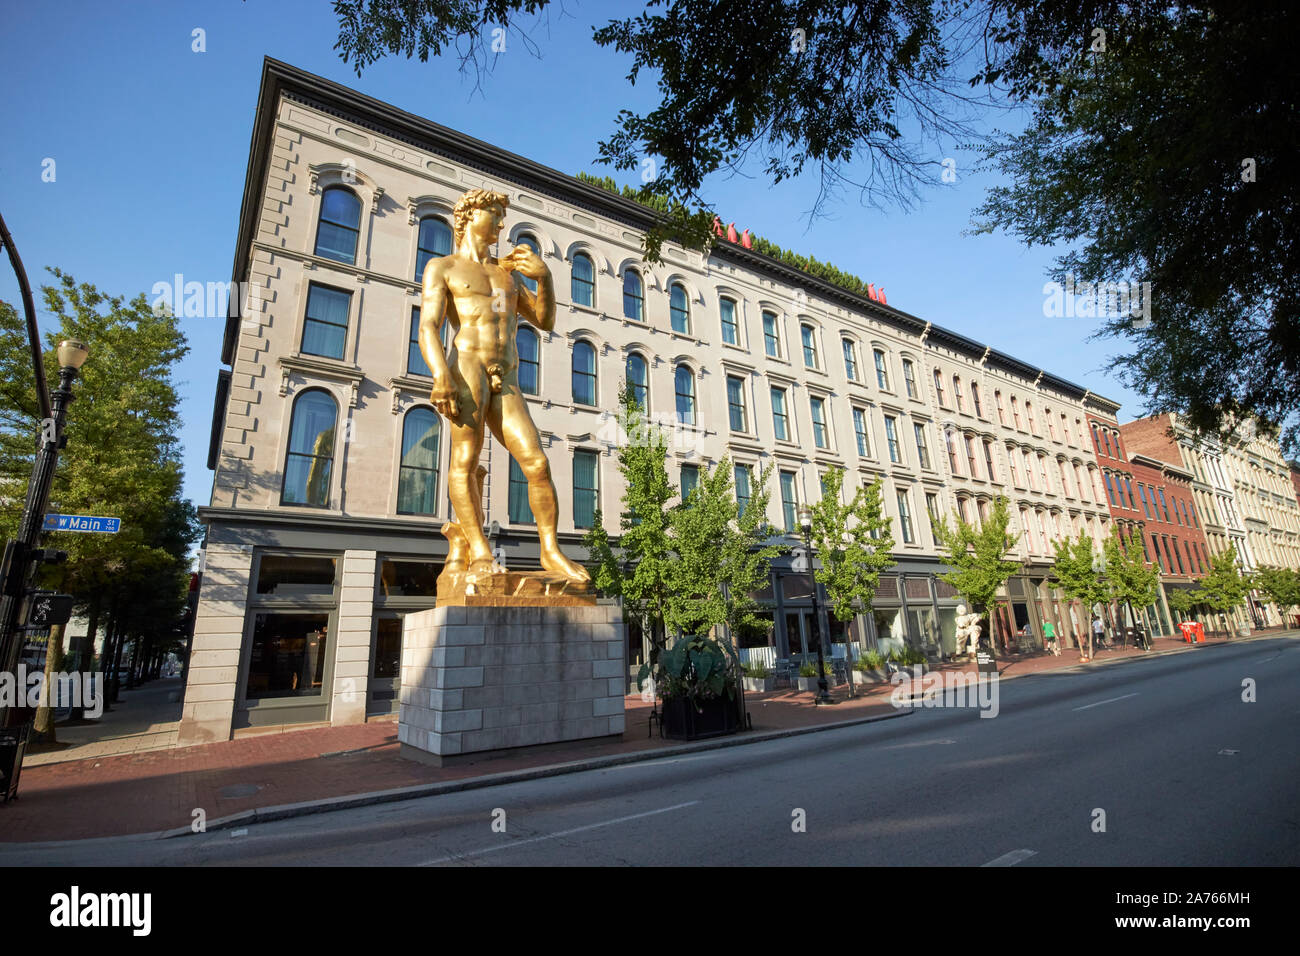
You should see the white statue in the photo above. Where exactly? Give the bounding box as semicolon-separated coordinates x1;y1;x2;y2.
954;604;983;656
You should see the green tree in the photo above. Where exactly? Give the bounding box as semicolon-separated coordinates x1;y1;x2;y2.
1253;566;1300;627
1103;531;1160;649
804;467;895;666
1051;531;1108;660
973;2;1300;453
932;495;1021;659
1196;545;1251;638
1;271;199;736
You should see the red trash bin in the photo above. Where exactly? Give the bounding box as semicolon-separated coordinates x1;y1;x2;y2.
1194;622;1205;643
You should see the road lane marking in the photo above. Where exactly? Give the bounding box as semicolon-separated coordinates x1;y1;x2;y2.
982;848;1037;867
417;800;701;865
1072;692;1139;711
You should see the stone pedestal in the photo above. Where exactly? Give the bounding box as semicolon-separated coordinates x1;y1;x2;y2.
398;602;626;765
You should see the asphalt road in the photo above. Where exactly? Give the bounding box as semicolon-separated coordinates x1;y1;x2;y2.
6;635;1297;866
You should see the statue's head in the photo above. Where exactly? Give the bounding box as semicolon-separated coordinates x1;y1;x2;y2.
453;188;510;247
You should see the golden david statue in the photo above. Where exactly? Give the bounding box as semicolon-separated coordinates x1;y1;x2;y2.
418;188;592;602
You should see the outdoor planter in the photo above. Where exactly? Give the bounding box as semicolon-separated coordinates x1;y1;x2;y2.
742;676;775;693
853;667;888;684
660;694;744;740
796;676;829;692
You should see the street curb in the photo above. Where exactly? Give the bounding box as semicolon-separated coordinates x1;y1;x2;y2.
154;707;912;839
1002;628;1294;678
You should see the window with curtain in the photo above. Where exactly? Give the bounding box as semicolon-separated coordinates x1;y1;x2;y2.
853;408;870;457
801;325;817;367
517;326;540;395
727;376;747;432
408;306;432;377
397;407;441;515
282;390;338;507
415;215;452;280
670;282;690;334
842;339;858;380
572;340;596;406
680;463;700;502
571;252;595;307
720;297;739;345
780;471;798;532
675;364;696;424
508;455;534;524
873;349;889;389
626;352;648;410
810;396;828;448
735;464;753;517
314;186;361;264
573;450;599;528
623;270;644;321
762;311;780;357
771;387;790;441
301;283;351;360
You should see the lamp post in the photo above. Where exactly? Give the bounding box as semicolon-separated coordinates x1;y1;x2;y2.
797;505;833;705
0;339;90;720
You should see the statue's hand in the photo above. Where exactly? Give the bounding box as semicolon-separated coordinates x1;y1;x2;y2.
430;375;459;419
504;245;548;281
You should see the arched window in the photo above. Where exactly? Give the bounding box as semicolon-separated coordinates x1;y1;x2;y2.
873;348;889;389
415;215;452;281
282;390;337;507
572;340;597;406
933;370;947;405
971;382;983;417
842;338;859;381
623;270;644;322
675;364;696;425
670;283;690;334
626;352;648;410
720;296;740;345
517;326;540;395
314;186;361;264
397;407;441;515
801;324;818;368
953;375;965;411
515;234;540;294
571;252;595;307
761;310;780;356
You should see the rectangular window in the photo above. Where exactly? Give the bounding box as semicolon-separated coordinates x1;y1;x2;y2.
925;492;940;533
727;376;748;432
408;306;432;377
842;340;859;381
801;326;818;368
720;297;739;345
1157;488;1170;521
810;396;828;449
508;455;534;524
573;450;599;528
680;463;700;502
1123;477;1135;510
897;490;915;544
913;423;932;469
771;387;790;441
763;311;780;357
302;283;350;360
1105;473;1118;506
966;436;979;478
853;408;870;457
735;464;752;517
1009;447;1021;486
884;416;901;464
983;440;997;482
874;349;889;390
246;611;331;700
780;471;798;532
946;431;961;474
1138;485;1151;519
903;359;917;398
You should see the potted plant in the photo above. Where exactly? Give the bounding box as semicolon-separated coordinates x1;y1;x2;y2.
854;649;888;683
742;660;774;693
638;633;745;740
796;659;833;692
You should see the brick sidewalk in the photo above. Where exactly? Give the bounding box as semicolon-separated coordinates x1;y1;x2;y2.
0;628;1283;843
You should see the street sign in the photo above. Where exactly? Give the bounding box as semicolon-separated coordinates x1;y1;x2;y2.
42;514;120;534
26;592;74;628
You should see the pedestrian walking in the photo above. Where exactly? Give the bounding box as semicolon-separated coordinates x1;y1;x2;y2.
1043;620;1059;656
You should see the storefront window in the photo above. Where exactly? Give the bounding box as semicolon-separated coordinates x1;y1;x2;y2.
377;559;439;597
245;612;329;699
873;607;906;655
373;617;402;679
256;554;337;596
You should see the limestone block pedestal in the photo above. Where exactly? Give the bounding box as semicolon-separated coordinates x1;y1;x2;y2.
399;602;626;765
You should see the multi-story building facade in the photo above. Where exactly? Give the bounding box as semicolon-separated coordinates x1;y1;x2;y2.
179;59;1128;744
1122;413;1300;628
1127;452;1211;633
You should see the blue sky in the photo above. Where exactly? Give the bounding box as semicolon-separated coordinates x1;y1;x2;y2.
0;0;1148;512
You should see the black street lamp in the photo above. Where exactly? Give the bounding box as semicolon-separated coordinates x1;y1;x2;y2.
0;339;90;719
797;505;834;706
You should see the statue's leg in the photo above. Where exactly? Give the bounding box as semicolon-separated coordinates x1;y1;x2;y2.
445;367;495;569
490;387;590;582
